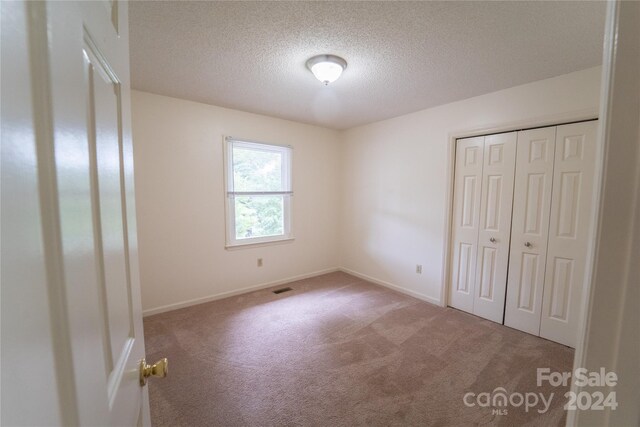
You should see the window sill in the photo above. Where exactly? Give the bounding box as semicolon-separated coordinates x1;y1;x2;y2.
225;237;295;250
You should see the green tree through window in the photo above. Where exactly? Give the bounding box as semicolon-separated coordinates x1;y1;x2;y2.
225;138;292;245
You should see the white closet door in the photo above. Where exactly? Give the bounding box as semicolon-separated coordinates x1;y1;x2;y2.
540;121;598;347
504;127;556;334
449;136;484;314
473;132;517;323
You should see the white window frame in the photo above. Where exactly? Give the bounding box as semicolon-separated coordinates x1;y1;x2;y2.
224;136;293;248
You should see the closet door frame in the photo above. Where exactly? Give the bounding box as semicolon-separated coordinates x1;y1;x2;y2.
442;114;598;313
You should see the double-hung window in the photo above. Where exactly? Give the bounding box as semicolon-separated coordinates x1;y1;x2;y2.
224;137;293;247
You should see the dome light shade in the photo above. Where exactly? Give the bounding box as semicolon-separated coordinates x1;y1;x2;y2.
306;54;347;85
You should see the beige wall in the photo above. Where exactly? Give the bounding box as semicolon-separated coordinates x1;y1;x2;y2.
132;91;341;314
133;66;602;314
339;66;602;304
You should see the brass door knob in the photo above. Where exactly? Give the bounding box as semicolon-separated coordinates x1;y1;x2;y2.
139;357;168;386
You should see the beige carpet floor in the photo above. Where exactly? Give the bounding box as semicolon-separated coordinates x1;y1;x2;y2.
144;272;574;426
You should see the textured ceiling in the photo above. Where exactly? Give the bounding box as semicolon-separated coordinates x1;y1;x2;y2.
129;1;605;130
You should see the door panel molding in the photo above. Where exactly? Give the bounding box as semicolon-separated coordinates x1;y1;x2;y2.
449;136;484;313
540;121;598;347
472;132;517;323
505;126;556;335
1;1;149;425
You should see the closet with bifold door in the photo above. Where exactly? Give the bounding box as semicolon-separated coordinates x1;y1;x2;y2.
448;120;597;347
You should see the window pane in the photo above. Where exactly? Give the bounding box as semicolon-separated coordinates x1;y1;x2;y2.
232;146;283;192
234;195;284;240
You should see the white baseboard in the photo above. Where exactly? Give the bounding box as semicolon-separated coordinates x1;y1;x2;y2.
142;267;340;317
339;267;442;306
143;266;443;317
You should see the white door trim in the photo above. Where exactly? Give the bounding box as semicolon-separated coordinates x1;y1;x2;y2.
568;0;640;424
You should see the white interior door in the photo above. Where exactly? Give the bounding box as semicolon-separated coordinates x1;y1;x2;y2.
1;3;65;424
449;136;484;314
1;1;151;425
540;121;598;347
504;127;557;335
472;132;517;323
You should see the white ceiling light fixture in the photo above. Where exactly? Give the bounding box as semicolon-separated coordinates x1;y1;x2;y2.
306;54;347;85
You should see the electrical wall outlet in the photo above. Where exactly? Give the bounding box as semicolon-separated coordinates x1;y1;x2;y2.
416;264;422;274
257;258;263;267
